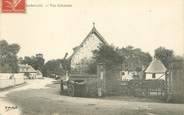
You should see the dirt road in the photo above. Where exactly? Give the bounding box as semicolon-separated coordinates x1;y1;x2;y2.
0;78;54;115
1;78;184;115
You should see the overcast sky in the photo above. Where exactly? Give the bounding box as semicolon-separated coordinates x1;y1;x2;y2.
0;0;184;61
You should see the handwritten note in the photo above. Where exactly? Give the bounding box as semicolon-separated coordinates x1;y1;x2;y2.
5;106;18;112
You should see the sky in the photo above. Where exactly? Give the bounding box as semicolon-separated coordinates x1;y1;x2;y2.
0;0;184;61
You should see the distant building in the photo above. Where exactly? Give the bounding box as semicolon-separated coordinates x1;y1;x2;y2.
145;59;167;80
36;53;43;58
35;70;43;79
18;64;37;79
69;23;108;73
18;57;23;64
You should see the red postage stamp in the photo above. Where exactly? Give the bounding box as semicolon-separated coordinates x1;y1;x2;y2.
2;0;26;13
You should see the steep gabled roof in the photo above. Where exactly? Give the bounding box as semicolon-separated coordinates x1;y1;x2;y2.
80;25;108;46
36;70;42;75
19;64;37;73
26;65;37;73
69;24;108;60
145;59;167;74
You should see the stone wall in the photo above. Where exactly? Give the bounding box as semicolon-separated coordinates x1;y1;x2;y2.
0;73;25;89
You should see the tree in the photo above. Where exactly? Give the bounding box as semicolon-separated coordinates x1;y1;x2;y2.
117;46;152;71
43;59;65;77
21;56;33;65
90;44;123;71
0;40;20;73
88;44;152;74
154;47;174;68
34;54;45;71
61;53;71;72
42;53;70;77
21;54;45;73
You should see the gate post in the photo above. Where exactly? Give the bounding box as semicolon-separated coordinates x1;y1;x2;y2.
97;63;106;97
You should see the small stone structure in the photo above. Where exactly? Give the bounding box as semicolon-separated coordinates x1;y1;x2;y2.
61;63;122;97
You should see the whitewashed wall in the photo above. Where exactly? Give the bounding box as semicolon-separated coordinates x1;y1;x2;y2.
36;75;43;79
71;33;103;69
0;73;25;89
145;73;165;80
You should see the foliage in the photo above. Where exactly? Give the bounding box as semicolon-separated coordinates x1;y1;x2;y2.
0;40;20;73
43;59;63;76
61;59;71;73
92;44;123;71
21;55;68;77
86;60;97;74
21;52;70;77
117;46;152;71
43;58;70;77
20;54;45;73
87;44;152;74
154;47;174;68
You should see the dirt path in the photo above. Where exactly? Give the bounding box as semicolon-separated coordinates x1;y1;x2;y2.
1;78;184;115
4;81;184;115
0;78;54;115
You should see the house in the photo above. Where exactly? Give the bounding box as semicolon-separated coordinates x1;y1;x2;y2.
69;23;108;73
18;64;37;79
35;70;43;79
145;58;167;80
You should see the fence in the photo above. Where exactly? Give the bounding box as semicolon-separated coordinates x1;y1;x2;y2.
120;79;167;99
0;73;25;89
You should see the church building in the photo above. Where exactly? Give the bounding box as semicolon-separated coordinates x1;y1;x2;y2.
69;23;108;73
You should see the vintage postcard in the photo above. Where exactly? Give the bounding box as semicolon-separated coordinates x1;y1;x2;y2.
0;0;184;115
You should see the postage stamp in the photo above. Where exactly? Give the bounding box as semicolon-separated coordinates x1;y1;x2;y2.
2;0;26;13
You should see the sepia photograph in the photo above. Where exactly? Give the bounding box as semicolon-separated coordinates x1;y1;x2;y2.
0;0;184;115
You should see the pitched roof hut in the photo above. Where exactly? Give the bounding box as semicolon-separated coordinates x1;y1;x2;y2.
145;59;167;74
145;59;167;80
